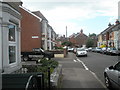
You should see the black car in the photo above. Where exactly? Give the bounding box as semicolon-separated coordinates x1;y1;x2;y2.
104;61;120;89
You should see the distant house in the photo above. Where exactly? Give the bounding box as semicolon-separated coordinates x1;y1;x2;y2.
69;30;88;47
56;35;68;47
47;24;56;50
0;2;22;73
97;21;120;49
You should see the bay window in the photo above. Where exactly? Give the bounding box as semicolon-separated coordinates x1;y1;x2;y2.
8;24;17;64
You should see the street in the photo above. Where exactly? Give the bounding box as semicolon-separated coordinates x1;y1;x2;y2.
22;52;119;88
54;52;119;88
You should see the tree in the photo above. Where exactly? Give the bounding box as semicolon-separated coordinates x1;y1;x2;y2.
62;41;73;46
86;38;94;48
89;33;96;37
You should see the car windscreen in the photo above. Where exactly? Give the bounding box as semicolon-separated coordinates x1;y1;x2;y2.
77;49;85;51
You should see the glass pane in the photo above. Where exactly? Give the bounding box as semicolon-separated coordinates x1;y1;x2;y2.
9;46;16;64
9;25;15;41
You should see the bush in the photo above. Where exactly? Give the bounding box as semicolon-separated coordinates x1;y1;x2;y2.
22;58;59;88
37;58;59;87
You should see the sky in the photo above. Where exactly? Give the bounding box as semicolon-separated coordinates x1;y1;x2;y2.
21;0;120;36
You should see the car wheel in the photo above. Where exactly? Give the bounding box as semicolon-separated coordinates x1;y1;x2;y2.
104;75;112;89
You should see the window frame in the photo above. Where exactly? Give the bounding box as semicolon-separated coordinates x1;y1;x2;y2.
8;22;17;65
114;62;120;71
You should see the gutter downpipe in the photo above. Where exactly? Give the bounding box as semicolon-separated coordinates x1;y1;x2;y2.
0;1;3;73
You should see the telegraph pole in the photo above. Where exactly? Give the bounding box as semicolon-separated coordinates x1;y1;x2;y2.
66;26;67;38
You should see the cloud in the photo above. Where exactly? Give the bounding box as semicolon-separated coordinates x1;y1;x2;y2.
22;0;120;36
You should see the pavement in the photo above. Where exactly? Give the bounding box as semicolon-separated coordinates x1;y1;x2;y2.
53;52;107;89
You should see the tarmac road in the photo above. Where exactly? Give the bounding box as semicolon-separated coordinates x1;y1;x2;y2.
53;52;107;89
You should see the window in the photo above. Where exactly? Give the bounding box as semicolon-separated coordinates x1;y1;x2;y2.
8;24;17;64
9;25;15;41
9;46;16;64
114;62;120;71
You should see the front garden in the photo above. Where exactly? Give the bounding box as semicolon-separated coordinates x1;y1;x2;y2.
22;58;62;88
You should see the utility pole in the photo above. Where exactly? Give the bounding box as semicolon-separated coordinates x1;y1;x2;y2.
66;26;67;38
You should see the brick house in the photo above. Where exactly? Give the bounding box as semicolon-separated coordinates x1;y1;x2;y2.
56;35;68;47
0;2;22;73
69;30;88;47
97;21;120;49
20;6;42;52
69;33;76;46
32;11;56;50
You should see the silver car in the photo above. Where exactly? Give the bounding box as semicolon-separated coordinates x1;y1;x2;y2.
104;61;120;89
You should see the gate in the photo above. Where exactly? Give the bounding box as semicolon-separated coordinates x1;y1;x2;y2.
2;72;44;90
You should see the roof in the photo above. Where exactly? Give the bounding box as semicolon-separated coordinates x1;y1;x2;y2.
19;6;42;21
32;11;48;22
74;33;88;38
99;23;120;35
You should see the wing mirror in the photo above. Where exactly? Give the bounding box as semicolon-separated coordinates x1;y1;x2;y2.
109;66;114;69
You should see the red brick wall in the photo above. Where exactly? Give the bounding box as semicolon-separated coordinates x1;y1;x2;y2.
75;34;88;47
69;36;76;46
20;7;42;52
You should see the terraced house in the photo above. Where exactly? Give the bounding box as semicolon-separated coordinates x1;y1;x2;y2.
0;1;22;73
32;11;57;50
20;7;56;51
69;29;88;47
97;20;120;49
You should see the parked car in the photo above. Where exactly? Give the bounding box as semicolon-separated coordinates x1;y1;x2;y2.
106;47;119;55
91;47;96;52
104;61;120;89
76;48;87;57
85;48;89;52
106;48;111;55
21;48;54;61
88;47;92;52
73;48;77;54
95;47;102;53
100;47;107;54
109;48;119;55
68;48;74;52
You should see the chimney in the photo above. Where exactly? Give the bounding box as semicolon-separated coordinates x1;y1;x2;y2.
115;19;120;25
108;23;112;27
80;29;83;34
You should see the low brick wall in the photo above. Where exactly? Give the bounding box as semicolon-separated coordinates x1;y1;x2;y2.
50;49;68;58
54;54;64;58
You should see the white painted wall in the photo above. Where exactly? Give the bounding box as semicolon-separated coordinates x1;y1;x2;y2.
48;27;52;50
0;2;2;73
114;31;119;49
42;20;48;50
0;19;2;72
2;3;21;73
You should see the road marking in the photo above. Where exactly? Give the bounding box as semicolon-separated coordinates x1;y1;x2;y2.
73;59;77;62
76;57;106;88
76;58;89;70
90;71;106;88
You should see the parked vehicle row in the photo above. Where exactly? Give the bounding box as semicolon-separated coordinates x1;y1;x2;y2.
91;47;120;56
67;47;88;57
